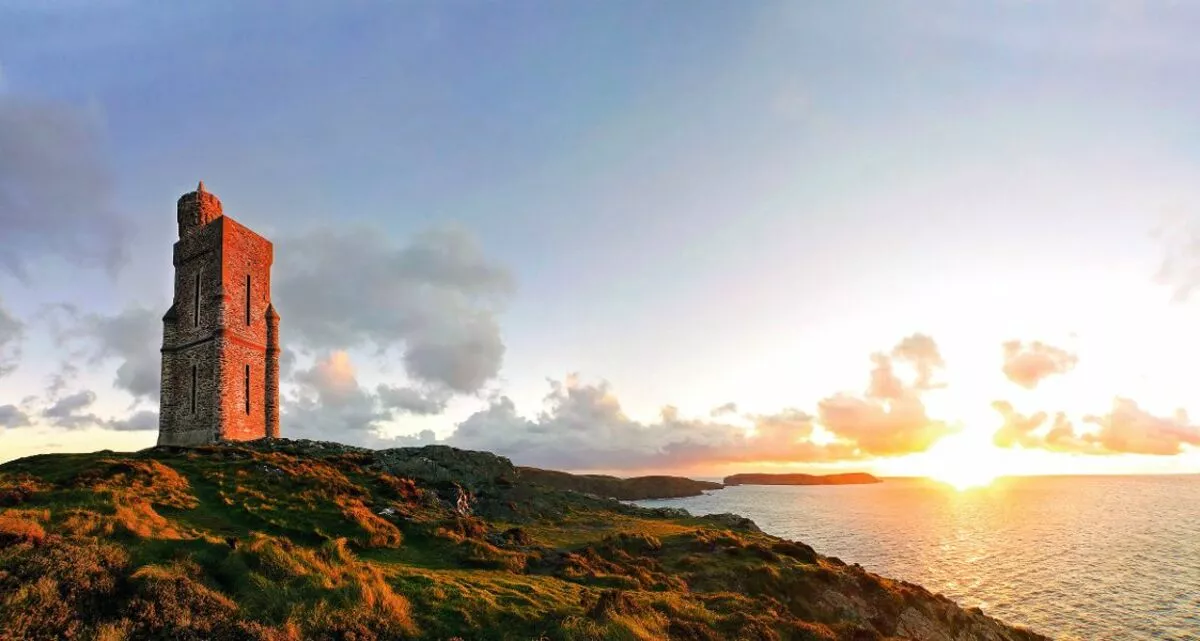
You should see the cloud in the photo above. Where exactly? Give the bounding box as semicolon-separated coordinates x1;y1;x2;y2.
0;95;129;280
293;351;368;409
1001;340;1078;389
1084;398;1200;456
446;376;860;471
0;296;22;377
992;400;1050;448
284;351;436;447
817;393;950;456
709;402;738;417
273;225;513;402
817;333;953;456
46;304;161;403
42;390;102;429
377;384;450;416
34;387;157;433
106;410;158;432
1155;216;1200;302
867;333;944;400
439;334;955;471
992;397;1200;456
0;404;31;429
891;333;945;391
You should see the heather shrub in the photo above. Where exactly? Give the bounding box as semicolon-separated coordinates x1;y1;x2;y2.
0;510;48;546
0;538;129;639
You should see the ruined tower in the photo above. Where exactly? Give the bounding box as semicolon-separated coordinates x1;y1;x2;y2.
158;182;280;445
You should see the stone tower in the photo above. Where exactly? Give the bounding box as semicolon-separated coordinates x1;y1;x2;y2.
158;182;281;446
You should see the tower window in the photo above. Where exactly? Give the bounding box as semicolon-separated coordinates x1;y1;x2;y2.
190;364;198;414
245;274;252;326
193;272;201;327
244;364;251;414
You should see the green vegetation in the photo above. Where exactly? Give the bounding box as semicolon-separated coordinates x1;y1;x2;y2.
0;440;1044;640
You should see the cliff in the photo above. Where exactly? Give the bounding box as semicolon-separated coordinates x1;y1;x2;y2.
724;472;883;486
0;440;1044;640
518;467;723;500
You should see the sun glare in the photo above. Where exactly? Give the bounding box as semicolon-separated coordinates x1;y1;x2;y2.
923;430;1005;490
935;462;999;491
880;418;1006;490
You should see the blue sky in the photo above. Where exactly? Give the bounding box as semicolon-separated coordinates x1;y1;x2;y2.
3;1;1200;476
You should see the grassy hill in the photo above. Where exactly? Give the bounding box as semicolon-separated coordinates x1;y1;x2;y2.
0;439;1046;641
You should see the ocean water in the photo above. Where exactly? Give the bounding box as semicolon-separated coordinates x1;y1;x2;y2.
635;476;1200;640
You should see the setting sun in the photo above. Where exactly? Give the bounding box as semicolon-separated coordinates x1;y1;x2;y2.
933;461;1000;491
882;417;1006;490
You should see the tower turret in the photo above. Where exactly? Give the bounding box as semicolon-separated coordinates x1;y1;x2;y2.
176;180;224;238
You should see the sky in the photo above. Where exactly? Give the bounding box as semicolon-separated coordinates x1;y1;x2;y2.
2;0;1200;481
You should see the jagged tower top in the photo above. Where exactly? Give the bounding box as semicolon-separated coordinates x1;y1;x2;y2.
176;180;224;238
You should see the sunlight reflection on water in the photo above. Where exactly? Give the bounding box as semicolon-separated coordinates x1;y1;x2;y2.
635;476;1200;640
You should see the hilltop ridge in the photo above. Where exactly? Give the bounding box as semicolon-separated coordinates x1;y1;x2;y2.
0;439;1045;640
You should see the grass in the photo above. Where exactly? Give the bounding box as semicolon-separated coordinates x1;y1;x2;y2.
0;440;1048;641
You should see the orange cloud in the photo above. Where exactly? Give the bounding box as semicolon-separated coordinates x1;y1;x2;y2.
1084;399;1200;456
1001;340;1078;389
818;333;953;456
992;398;1200;456
991;400;1048;448
818;392;950;456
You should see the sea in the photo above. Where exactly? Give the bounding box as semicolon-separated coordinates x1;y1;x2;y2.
634;475;1200;640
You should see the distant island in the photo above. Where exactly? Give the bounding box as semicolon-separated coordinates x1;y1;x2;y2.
518;467;722;500
724;472;882;486
520;469;883;501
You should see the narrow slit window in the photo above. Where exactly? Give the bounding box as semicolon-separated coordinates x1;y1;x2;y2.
245;274;252;326
190;364;198;414
193;272;201;327
244;364;251;414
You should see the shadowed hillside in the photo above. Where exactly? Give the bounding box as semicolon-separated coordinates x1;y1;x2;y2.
0;440;1046;641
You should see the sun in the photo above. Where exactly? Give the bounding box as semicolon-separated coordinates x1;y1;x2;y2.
933;460;1000;490
881;420;1006;490
922;429;1005;490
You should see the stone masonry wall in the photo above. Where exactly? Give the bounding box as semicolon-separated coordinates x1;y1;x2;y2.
214;219;273;442
159;187;279;446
